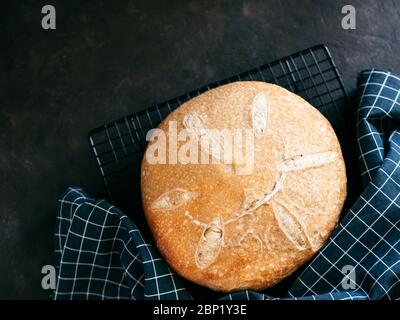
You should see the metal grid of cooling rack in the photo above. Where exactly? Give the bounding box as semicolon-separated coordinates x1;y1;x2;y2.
89;44;358;218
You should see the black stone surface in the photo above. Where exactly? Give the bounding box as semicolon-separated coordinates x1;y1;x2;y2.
2;0;400;299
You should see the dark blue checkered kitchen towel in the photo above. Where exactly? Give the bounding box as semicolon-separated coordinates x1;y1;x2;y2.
54;69;400;300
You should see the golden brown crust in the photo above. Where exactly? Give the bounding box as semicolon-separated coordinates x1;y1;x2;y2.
141;81;347;292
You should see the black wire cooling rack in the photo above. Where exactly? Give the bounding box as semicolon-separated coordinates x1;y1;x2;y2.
89;44;359;222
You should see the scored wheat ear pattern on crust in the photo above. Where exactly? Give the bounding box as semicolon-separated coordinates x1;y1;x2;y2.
149;92;339;269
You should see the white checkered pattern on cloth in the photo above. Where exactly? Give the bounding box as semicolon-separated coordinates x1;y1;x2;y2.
54;69;400;300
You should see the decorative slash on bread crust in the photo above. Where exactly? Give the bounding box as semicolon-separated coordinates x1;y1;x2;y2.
151;188;196;210
195;217;224;269
252;92;269;137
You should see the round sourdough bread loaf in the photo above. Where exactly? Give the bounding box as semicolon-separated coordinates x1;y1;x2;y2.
141;81;346;292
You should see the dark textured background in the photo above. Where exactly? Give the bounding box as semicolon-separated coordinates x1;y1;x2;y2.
1;0;400;299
